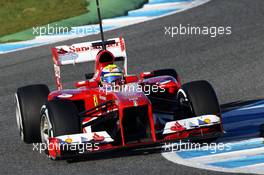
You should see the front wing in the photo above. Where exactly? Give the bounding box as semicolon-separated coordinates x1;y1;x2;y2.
46;114;222;159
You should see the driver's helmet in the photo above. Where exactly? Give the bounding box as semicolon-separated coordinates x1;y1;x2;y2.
101;64;123;85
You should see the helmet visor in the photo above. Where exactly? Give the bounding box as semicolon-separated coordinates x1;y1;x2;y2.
103;73;123;83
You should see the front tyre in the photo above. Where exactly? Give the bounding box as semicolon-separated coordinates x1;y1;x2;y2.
178;80;220;116
40;100;80;159
177;80;222;143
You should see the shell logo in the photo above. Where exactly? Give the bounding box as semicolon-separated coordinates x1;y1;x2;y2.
204;118;211;124
65;138;73;144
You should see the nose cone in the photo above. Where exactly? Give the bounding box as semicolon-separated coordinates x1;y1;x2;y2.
114;90;150;108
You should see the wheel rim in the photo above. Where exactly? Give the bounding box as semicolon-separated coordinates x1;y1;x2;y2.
177;89;194;115
40;113;51;144
177;89;188;104
15;94;24;141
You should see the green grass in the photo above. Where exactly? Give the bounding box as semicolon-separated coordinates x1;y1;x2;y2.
0;0;88;37
0;0;148;43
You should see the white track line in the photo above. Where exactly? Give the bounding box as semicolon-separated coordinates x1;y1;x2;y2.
188;147;264;164
0;0;210;54
162;152;264;174
162;138;264;174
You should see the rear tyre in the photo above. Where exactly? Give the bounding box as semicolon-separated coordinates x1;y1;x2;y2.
15;84;50;143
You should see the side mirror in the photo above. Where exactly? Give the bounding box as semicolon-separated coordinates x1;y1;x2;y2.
140;72;154;79
75;80;99;88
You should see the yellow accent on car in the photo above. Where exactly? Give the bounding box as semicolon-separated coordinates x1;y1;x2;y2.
93;95;98;107
65;138;72;144
204;118;211;124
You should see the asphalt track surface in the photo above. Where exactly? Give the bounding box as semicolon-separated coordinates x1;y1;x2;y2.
1;0;264;174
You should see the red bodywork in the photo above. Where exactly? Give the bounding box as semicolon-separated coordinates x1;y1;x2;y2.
47;37;223;159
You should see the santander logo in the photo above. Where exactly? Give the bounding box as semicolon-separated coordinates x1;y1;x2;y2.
69;42;120;53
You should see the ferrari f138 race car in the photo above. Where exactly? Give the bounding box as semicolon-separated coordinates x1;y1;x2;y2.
15;36;223;160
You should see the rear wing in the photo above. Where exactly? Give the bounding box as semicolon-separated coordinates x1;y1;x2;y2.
51;37;127;90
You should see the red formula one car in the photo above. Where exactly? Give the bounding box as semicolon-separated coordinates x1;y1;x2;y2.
15;36;223;160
